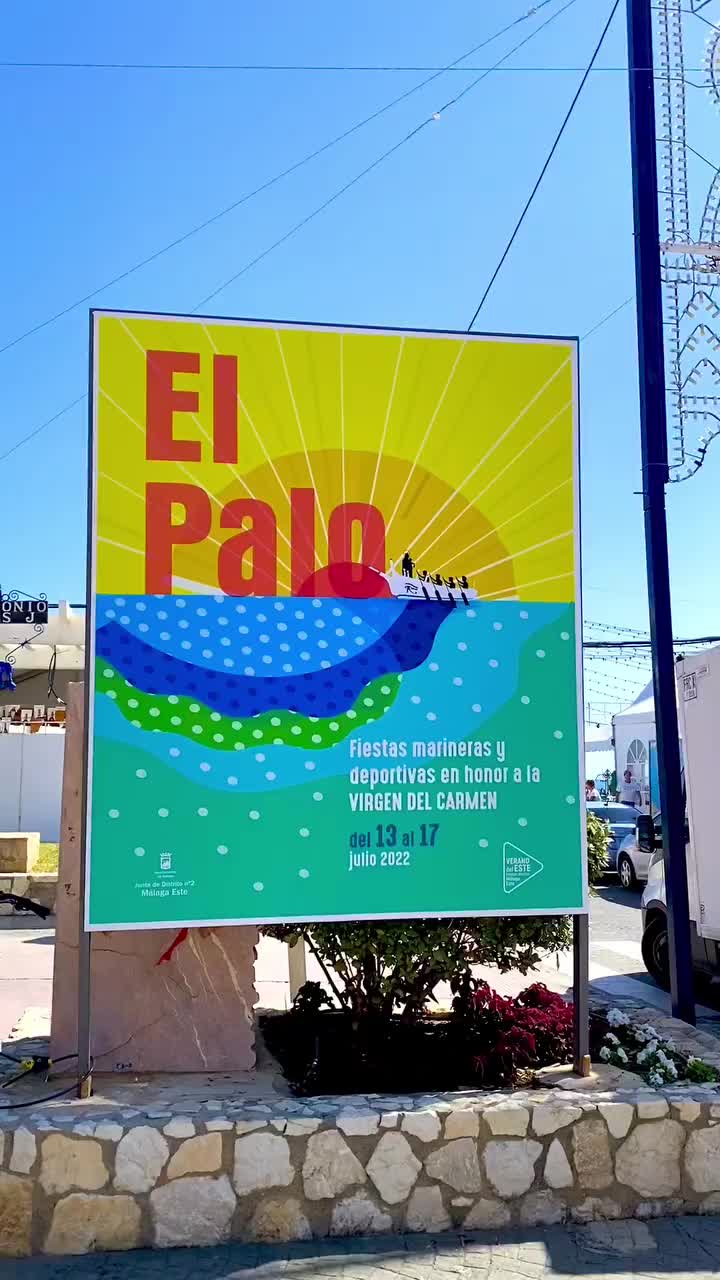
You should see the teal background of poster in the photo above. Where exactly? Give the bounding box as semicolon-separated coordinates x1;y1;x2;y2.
89;596;584;926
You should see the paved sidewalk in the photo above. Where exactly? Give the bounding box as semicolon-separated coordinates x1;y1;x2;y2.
5;1217;720;1278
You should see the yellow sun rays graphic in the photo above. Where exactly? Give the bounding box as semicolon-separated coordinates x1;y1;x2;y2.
94;314;576;603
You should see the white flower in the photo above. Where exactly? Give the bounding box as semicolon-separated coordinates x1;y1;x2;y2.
647;1039;659;1055
617;1047;628;1063
648;1069;664;1088
599;1047;612;1062
637;1047;649;1064
607;1009;630;1028
688;1055;699;1065
605;1032;620;1046
634;1023;661;1045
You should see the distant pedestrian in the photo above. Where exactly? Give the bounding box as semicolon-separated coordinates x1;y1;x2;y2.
585;779;600;801
620;768;642;806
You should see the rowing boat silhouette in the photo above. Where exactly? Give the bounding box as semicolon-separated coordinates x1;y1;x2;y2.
382;568;477;604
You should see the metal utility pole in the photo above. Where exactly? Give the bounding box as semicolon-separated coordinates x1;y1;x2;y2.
626;0;695;1023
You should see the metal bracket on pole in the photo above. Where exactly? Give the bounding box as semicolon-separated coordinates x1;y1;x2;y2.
573;914;590;1077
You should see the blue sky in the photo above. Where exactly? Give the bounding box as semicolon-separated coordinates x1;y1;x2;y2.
3;0;719;697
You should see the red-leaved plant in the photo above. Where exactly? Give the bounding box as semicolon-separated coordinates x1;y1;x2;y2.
450;978;574;1087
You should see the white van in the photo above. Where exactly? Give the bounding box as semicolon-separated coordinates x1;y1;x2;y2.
640;646;720;986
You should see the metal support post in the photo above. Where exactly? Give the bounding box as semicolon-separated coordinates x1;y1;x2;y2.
77;679;93;1096
573;914;590;1076
288;938;308;1003
77;312;95;1098
626;0;695;1023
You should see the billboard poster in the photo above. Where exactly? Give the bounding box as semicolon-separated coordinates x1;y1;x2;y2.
87;312;584;929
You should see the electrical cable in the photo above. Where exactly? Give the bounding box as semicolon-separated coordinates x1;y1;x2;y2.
581;296;634;340
190;0;581;313
0;1064;93;1110
0;240;643;471
0;1051;76;1067
0;60;710;73
0;395;86;466
0;11;646;469
586;619;651;635
46;645;65;706
0;0;562;360
583;663;648;684
585;684;641;700
659;137;720;173
585;654;650;669
466;0;621;330
685;7;720;34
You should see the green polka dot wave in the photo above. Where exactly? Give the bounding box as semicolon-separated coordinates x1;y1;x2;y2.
96;662;401;751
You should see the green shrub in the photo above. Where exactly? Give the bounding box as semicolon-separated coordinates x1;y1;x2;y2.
685;1056;720;1084
587;810;611;888
264;916;571;1021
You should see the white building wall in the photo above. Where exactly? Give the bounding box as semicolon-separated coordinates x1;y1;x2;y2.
0;733;65;840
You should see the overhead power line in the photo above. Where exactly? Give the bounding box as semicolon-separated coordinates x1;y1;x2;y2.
0;0;562;361
0;290;630;471
581;295;634;340
0;395;86;466
659;137;720;173
190;0;580;313
0;60;711;73
467;0;620;329
688;7;720;33
0;0;638;468
584;637;720;649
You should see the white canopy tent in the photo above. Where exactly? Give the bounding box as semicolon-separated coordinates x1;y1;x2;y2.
584;722;615;786
612;681;655;804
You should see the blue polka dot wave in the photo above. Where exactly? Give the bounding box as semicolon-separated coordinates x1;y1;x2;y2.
95;597;455;719
98;595;405;676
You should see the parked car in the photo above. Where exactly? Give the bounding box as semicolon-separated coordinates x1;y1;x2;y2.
586;802;642;881
614;823;656;889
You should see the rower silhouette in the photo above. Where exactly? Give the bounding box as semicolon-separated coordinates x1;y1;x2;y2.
401;551;415;578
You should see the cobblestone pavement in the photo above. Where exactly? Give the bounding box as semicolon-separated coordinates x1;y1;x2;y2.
5;1218;720;1279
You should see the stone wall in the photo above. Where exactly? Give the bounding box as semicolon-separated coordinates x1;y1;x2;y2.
0;833;40;874
3;1086;720;1257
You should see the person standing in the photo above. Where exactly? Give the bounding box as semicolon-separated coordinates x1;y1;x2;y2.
620;768;642;807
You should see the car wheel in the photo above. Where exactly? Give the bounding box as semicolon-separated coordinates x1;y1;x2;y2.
618;853;637;890
641;915;670;989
